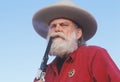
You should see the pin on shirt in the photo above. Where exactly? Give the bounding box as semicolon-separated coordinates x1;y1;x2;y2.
68;69;76;77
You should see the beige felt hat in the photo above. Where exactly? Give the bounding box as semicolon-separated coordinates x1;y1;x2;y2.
32;1;97;41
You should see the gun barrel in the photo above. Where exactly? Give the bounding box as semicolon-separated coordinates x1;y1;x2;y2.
40;37;53;71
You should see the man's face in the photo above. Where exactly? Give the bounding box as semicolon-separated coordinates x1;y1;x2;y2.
47;18;82;57
48;18;81;40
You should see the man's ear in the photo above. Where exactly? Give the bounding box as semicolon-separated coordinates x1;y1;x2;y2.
76;28;82;40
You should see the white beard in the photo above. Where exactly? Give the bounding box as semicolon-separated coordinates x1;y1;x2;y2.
47;30;78;58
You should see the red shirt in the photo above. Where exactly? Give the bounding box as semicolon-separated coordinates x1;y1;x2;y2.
35;46;120;82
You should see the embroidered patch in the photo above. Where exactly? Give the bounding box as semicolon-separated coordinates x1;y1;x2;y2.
68;69;75;77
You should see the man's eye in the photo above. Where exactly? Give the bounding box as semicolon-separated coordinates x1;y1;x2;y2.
60;23;69;26
49;24;56;28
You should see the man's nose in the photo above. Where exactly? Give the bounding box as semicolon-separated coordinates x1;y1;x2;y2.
55;24;62;32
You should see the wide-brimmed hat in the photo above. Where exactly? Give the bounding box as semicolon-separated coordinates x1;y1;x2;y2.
32;1;97;41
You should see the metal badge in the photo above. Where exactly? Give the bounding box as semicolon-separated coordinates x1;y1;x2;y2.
68;69;75;77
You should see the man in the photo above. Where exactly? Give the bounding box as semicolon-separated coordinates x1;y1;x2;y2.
32;1;120;82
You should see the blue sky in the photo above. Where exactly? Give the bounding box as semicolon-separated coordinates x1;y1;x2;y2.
0;0;120;82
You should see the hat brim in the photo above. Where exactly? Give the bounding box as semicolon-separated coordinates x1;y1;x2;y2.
32;5;97;41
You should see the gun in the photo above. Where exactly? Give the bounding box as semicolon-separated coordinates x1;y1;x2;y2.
35;37;53;82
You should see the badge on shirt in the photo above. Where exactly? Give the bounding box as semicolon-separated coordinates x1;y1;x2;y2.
68;69;75;77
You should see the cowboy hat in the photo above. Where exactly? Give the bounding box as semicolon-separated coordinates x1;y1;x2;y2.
32;1;97;41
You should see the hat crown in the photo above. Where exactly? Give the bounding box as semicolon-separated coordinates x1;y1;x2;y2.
53;0;76;7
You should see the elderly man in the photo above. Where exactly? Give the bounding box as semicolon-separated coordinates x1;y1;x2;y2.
32;1;120;82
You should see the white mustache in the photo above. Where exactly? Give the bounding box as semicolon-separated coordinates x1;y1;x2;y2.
49;32;66;40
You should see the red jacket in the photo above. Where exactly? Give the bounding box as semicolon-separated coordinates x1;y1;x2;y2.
35;46;120;82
